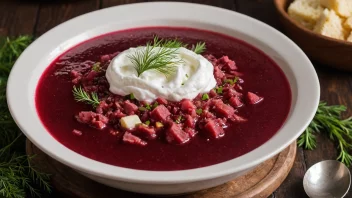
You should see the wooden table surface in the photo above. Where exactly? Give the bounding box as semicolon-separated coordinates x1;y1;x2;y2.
2;0;351;197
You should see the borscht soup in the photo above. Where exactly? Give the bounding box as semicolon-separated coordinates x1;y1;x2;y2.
35;27;291;171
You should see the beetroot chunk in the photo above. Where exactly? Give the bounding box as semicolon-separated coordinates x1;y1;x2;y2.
151;105;171;122
214;101;235;118
204;119;224;138
135;124;157;140
76;111;108;130
166;123;190;144
218;56;237;71
247;92;264;104
230;114;248;123
185;128;197;138
184;115;196;128
123;132;147;146
123;100;138;115
156;97;168;105
181;99;196;114
229;97;244;108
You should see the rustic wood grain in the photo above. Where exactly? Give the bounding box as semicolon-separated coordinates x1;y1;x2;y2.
0;0;39;36
26;139;296;198
274;0;352;71
35;0;100;36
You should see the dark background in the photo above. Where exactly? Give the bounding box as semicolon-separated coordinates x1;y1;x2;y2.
1;0;351;197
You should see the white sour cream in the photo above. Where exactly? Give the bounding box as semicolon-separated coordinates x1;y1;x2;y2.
106;47;217;102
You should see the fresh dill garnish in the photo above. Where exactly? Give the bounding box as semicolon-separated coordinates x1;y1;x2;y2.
145;104;152;111
215;86;223;94
196;109;203;115
298;102;352;167
72;86;100;108
224;77;239;85
128;36;183;78
0;36;51;198
202;93;209;101
129;93;135;100
233;77;239;84
175;115;183;124
92;62;101;72
191;42;206;54
145;120;151;126
152;102;159;109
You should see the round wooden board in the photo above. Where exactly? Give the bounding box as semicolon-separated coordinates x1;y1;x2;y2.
26;139;296;198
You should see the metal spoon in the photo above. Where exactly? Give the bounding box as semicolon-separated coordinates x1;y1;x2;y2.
303;160;351;198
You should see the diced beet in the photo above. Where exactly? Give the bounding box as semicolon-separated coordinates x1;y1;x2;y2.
224;88;242;98
184;115;196;128
156;97;168;105
209;89;217;98
111;110;126;119
114;102;121;109
217;118;227;128
172;106;179;114
185;128;197;138
72;76;81;84
96;101;109;114
204;54;217;65
214;101;235;118
247;92;264;104
166;123;190;144
123;132;147;146
70;70;81;78
85;71;98;81
204;119;224;138
181;99;196;114
214;67;225;80
123;100;138;115
229;96;244;108
100;54;110;62
135;124;157;140
230;114;248;123
151;105;171;122
76;111;108;130
72;129;82;136
218;56;237;71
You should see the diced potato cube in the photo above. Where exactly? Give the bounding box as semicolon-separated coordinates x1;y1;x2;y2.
288;0;324;30
155;122;164;128
120;115;142;129
320;0;352;18
344;17;352;30
314;9;347;40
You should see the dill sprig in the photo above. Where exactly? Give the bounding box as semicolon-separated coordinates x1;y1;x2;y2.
72;86;100;108
128;36;206;78
298;102;352;167
0;36;51;198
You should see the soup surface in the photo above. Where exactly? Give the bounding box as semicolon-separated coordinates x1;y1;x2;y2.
36;27;291;171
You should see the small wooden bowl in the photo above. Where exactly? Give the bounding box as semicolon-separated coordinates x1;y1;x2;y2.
274;0;352;71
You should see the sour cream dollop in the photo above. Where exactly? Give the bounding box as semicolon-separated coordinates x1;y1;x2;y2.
106;47;217;102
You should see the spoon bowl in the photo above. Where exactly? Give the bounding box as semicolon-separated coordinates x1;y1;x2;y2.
303;160;351;198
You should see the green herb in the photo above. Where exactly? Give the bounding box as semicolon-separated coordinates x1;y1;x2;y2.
202;93;209;101
138;106;148;111
298;102;352;167
145;120;151;126
196;109;203;115
215;86;223;94
72;86;100;108
175;115;183;124
0;36;51;198
128;36;184;78
92;62;101;72
233;77;239;84
152;102;159;109
224;77;239;85
129;93;135;100
191;42;206;54
145;104;152;111
185;74;189;78
181;82;185;86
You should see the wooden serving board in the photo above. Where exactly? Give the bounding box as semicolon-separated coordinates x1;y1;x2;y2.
26;139;296;198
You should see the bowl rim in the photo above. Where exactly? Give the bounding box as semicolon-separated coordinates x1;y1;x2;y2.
273;0;352;46
7;2;320;184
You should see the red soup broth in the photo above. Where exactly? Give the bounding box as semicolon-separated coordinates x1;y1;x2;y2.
35;27;291;171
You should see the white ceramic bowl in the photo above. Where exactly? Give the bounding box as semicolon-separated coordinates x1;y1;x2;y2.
7;2;320;195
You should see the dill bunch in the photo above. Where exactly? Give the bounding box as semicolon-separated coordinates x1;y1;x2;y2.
0;36;51;198
298;102;352;167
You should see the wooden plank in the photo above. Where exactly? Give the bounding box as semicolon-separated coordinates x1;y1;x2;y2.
235;0;282;29
35;0;100;36
101;0;146;8
0;0;39;36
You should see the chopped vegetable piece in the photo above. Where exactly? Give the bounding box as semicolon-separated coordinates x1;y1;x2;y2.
156;122;164;128
202;93;209;101
152;102;159;109
130;93;135;100
233;77;239;83
92;62;101;72
139;106;148;111
176;115;183;124
216;86;223;94
145;120;151;125
196;109;203;115
120;115;142;129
